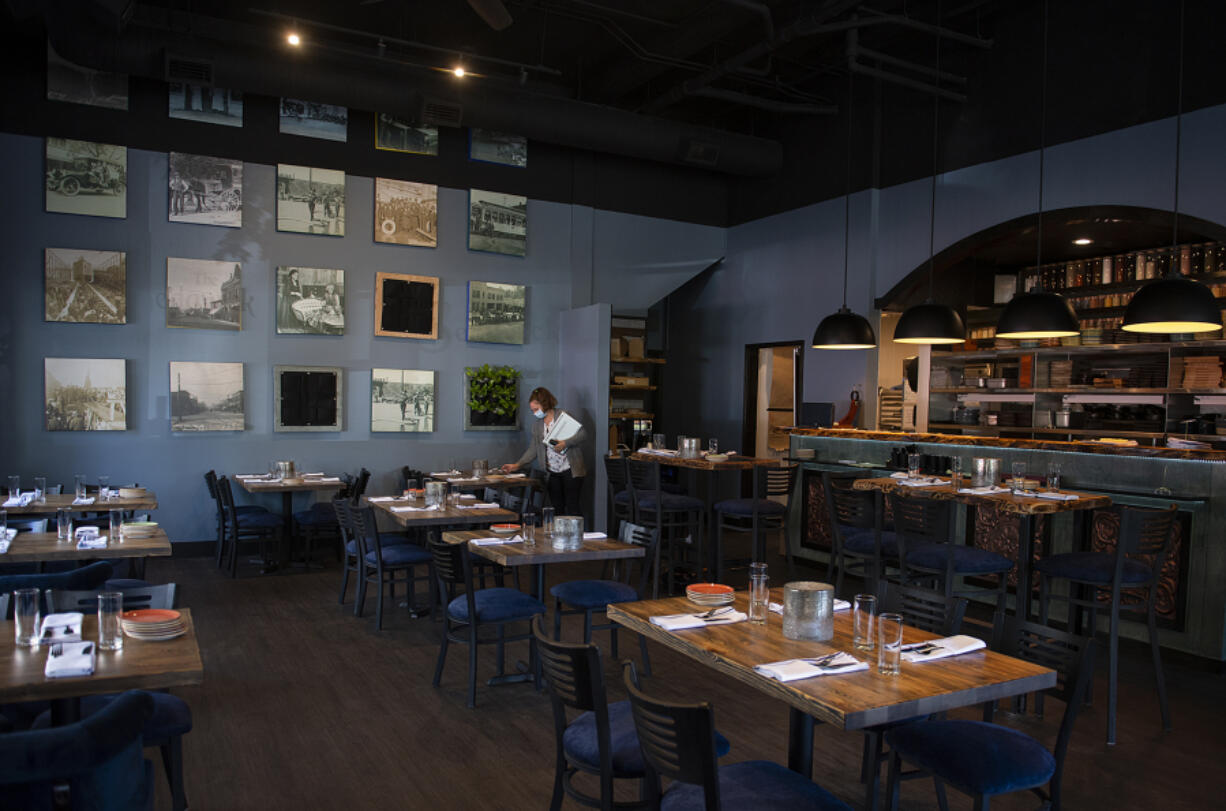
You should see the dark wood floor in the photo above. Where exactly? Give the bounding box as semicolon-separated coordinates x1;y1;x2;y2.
145;546;1224;810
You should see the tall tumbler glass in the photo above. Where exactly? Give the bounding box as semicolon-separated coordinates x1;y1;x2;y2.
907;453;922;479
748;562;769;625
541;507;555;537
110;510;123;543
74;474;87;501
7;475;19;499
521;512;537;547
1;509;7;541
14;588;40;647
34;477;46;504
98;476;110;500
878;612;905;675
950;457;963;490
652;433;666;450
853;593;877;651
1047;462;1062;491
97;592;123;651
57;509;72;542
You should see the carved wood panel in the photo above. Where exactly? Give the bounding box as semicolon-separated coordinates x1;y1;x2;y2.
1090;511;1185;625
972;503;1046;589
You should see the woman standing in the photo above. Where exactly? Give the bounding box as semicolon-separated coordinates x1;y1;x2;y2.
278;269;303;331
501;387;587;519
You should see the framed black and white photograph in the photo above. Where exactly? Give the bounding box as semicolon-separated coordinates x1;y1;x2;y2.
45;357;126;431
375;113;438;155
274;365;343;432
469;129;527;168
168;83;243;127
166;258;242;331
47;43;127;110
374;272;439;340
45;248;126;324
169;153;243;228
276;164;345;236
371;368;435;433
468;189;527;257
170;361;244;432
280;98;348;142
374;178;437;248
45;138;126;219
467;281;526;345
276;266;345;335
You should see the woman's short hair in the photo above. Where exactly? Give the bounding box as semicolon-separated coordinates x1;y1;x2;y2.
528;387;556;411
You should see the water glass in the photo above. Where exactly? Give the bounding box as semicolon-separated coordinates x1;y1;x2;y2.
404;478;418;494
878;613;904;675
110;510;123;542
57;509;72;542
1047;462;1062;491
541;507;555;536
907;453;921;479
1011;461;1027;491
853;593;877;651
1;509;7;540
7;475;19;498
14;588;40;647
748;562;769;625
708;438;719;454
425;480;446;508
74;474;87;500
521;512;537;547
98;592;123;651
449;483;462;506
34;477;46;504
950;457;963;490
98;476;110;499
652;433;666;449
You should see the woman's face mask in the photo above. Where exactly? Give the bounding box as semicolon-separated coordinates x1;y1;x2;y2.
533;409;546;419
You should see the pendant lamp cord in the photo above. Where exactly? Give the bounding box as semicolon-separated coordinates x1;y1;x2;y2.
1035;0;1047;276
926;0;942;301
1170;0;1184;269
841;69;854;308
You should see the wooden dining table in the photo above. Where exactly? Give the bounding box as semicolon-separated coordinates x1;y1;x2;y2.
3;491;159;515
851;476;1112;618
0;609;204;725
366;495;519;534
608;590;1054;780
2;529;171;576
235;475;346;534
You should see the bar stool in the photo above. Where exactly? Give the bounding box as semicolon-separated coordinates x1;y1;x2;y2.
603;454;634;538
712;464;797;581
822;473;898;597
1036;503;1177;745
626;459;705;597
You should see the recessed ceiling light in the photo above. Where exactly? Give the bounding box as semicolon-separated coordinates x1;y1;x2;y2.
287;32;301;47
1073;238;1093;246
453;66;466;78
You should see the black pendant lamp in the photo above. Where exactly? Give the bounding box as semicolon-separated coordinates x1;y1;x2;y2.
1123;0;1222;335
996;0;1080;340
813;72;877;350
894;0;965;346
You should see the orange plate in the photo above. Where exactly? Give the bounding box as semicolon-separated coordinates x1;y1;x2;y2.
686;583;734;596
490;523;521;533
121;608;181;623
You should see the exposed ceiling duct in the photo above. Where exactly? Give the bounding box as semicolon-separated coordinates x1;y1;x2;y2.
37;0;784;176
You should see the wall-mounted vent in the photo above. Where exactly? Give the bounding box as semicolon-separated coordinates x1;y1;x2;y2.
417;96;463;128
677;138;720;168
163;53;214;86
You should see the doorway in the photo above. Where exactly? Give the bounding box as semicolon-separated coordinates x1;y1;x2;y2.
741;341;803;462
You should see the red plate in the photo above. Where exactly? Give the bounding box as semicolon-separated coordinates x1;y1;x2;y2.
686;583;734;596
121;609;181;623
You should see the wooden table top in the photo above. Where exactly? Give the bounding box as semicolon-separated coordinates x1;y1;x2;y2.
425;473;541;489
2;530;171;563
0;609;204;702
442;529;645;567
366;496;518;528
608;590;1055;730
4;493;159;515
630;451;782;471
235;476;345;493
851;476;1112;516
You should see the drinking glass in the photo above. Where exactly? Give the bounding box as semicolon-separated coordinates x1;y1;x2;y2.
404;478;418;495
14;588;39;647
708;438;719;454
521;512;537;547
878;612;904;675
748;562;769;625
1047;462;1062;491
1011;461;1026;491
907;453;922;479
853;593;877;651
652;433;666;449
0;509;7;541
98;476;110;500
425;481;445;508
97;592;123;651
541;507;555;537
74;474;86;501
110;510;123;543
34;477;46;504
7;475;19;498
676;435;687;451
57;509;72;542
449;483;462;506
950;457;963;490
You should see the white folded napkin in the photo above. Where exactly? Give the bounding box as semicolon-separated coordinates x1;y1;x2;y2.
429;471;462;477
649;610;748;631
317;477;342;483
754;652;869;682
1033;491;1079;501
769;599;850;615
901;635;987;663
889;471;909;479
366;496;396;503
958;485;1011;495
4;493;34;507
45;641;96;679
471;535;525;546
458;494;477;500
71;496;95;506
391;505;438;513
0;529;14;553
454;502;501;510
77;536;108;550
640;448;679;456
583;532;607;540
235;474;268;479
40;612;84;645
503;473;526;478
447;477;480;483
901;478;947;487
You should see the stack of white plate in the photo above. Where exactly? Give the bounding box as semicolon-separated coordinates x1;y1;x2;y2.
121;609;186;641
686;583;734;607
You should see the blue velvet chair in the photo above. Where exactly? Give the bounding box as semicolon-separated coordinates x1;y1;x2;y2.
218;476;284;576
822;472;899;597
0;690;155;811
204;470;269;568
622;662;851;810
626;459;706;597
883;614;1095;811
712;464;797;581
347;504;434;629
295;468;371;566
429;537;545;708
1036;503;1177;746
550;522;659;675
0;561;115;617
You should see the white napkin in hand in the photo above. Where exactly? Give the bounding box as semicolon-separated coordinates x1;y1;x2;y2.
45;641;96;679
1033;491;1079;501
471;535;525;546
650;610;747;631
769;599;850;615
901;635;987;663
40;613;84;645
754;652;868;682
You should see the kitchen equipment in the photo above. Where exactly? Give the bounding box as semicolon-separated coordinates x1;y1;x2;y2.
1055;408;1072;428
971;457;1002;488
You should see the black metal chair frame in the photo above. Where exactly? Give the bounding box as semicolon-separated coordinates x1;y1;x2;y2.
822;472;895;597
45;584;177;614
713;464;797;581
347;504;435;630
217;476;282;578
626;459;705;597
603;455;633;539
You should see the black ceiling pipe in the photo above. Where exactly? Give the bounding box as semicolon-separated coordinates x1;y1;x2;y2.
42;2;784;176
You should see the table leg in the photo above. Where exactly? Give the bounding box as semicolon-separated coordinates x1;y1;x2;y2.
1016;514;1035;620
281;491;294;567
787;708;815;778
534;563;545;603
50;697;81;726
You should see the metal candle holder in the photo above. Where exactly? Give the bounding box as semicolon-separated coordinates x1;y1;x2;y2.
782;581;835;641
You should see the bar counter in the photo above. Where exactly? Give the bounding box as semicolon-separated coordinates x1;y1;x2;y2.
787;427;1226;661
